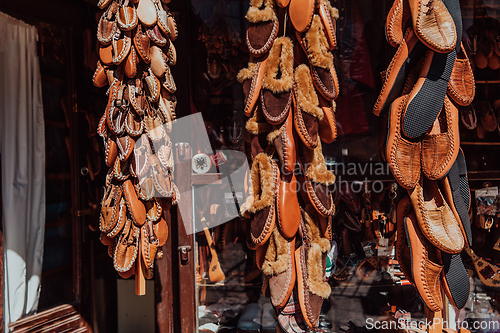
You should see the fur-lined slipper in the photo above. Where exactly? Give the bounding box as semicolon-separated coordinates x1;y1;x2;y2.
260;37;294;125
267;110;296;174
117;3;138;31
262;226;296;308
408;176;464;254
100;184;125;233
447;44;475;106
137;0;157;27
114;218;140;273
289;0;315;32
254;238;269;269
238;58;268;117
112;31;132;65
93;61;108;88
373;29;426;116
122;179;147;226
97;2;119;45
395;196;413;284
298;141;336;217
277;173;301;239
421;96;459;180
293;64;324;150
318;86;337;144
246;104;274;160
318;0;339;51
440;251;469;309
296;212;331;329
385;0;411;48
296;15;337;101
134;24;151;64
245;153;279;247
245;0;279;55
402;49;456;139
404;211;444;312
305;204;331;242
408;0;456;53
386;95;421;190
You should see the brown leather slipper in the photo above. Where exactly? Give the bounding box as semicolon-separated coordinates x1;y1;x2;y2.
447;43;475;107
289;0;314;33
277;173;301;239
97;2;119;45
260;37;294;125
318;0;339;51
122;179;147;226
267;111;296;174
238;58;268;117
245;0;279;55
93;61;108;88
246;104;273;160
385;0;411;48
117;3;138;31
114;218;140;273
134;24;151;64
100;184;125;233
318;93;337;144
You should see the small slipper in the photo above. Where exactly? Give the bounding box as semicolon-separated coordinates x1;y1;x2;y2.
298;141;336;217
150;45;169;77
267;111;296;174
460;104;477;130
154;217;168;247
421;95;459;181
155;1;171;37
245;0;279;55
100;184;124;233
238;58;269;117
124;46;139;79
440;251;469;309
146;25;167;47
125;109;144;137
385;0;411;48
293;64;324;150
402;49;456;138
106;198;127;238
404;211;444;312
113;157;130;181
262;226;296;309
138;177;155;201
106;84;128;135
128;79;148;116
395;196;413;284
447;44;475;106
137;0;157;26
116;135;135;161
151;160;174;199
167;13;178;41
122;179;147;226
480;100;498;132
373;29;426;116
318;0;339;51
296;15;337;101
408;0;457;53
104;137;118;167
117;3;138;31
408;176;464;254
260;37;294;125
318;94;337;144
112;31;132;65
114;218;140;273
246;153;279;247
133;24;151;63
93;61;108;88
289;0;314;33
144;68;161;102
276;173;301;239
245;104;273;160
386;95;421;189
97;2;119;45
131;134;152;178
141;222;159;279
99;43;114;65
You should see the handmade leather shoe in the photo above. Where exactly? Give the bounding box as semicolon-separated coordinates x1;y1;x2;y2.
293;64;324;150
447;44;475;106
238;58;268;117
408;0;457;53
386;95;421;189
117;135;135;161
124;46;139;78
100;184;124;233
318;0;339;51
404;211;444;312
117;4;138;31
318;94;337;144
150;45;169;77
277;173;301;239
268;110;296;174
146;25;167;47
421;95;459;180
105;137;118;167
93;61;108;88
245;0;279;55
134;24;151;63
373;29;426;116
385;0;411;47
408;176;464;254
122;179;147;226
137;0;157;26
460;104;477;130
289;0;314;32
112;31;132;65
260;37;294;125
125;110;144;137
114;218;140;272
440;251;469;309
97;2;119;45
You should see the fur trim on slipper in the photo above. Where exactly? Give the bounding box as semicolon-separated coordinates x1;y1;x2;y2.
304;206;331;252
302;141;336;185
261;37;294;94
246;0;276;23
246;107;273;134
262;227;288;275
266;125;282;144
248;153;276;213
307;243;331;298
306;16;333;69
237;63;257;83
294;65;324;120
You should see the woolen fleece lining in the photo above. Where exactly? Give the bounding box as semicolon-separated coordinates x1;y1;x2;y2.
306;15;333;69
245;106;273;135
302;140;336;185
261;37;294;94
237;62;256;83
262;226;289;276
245;0;276;23
247;153;276;214
294;65;324;120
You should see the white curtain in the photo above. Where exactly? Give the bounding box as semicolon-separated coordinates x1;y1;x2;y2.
0;11;45;329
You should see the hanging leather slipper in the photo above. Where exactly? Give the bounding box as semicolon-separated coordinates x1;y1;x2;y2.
293;64;324;150
373;29;426;116
117;1;138;31
408;0;457;53
276;173;301;239
147;25;167;47
141;222;159;279
447;44;475;106
93;61;108;88
408;176;464;254
385;0;411;48
289;0;314;33
245;0;279;56
245;104;273;160
480;101;498;132
104;137;118;167
134;24;151;63
97;2;119;45
298;141;336;217
124;46;139;79
238;58;268;117
262;226;296;309
122;179;147;226
460;104;477;130
137;0;157;27
267;111;296;174
440;251;469;309
297;15;337;101
404;211;444;312
318;94;337;144
100;184;125;233
386;95;421;189
260;37;294;125
296;212;331;329
402;48;456;139
395;196;413;284
246;153;279;247
421;96;459;181
112;31;132;65
318;0;339;51
114;218;140;273
150;45;169;77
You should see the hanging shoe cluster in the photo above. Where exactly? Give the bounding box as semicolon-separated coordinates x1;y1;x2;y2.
239;0;339;330
375;0;475;313
93;0;178;288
